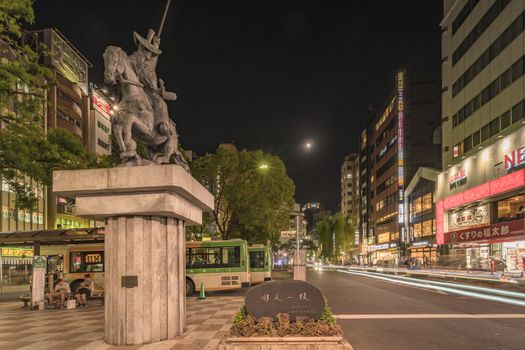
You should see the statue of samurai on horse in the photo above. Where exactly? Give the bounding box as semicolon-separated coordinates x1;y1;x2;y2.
103;25;189;170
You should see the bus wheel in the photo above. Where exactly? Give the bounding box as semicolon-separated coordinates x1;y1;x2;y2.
186;278;195;297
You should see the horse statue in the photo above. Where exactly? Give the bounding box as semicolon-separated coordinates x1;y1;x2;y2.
103;45;189;170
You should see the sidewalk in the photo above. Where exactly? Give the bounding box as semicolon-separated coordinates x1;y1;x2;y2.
0;295;244;350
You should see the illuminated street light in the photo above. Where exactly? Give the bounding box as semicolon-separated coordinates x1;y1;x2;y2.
259;163;269;170
305;142;312;149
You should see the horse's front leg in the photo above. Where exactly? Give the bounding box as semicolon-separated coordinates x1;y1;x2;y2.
119;114;138;161
112;117;127;154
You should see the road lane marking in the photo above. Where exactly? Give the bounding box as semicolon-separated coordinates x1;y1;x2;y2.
335;314;525;319
337;269;525;307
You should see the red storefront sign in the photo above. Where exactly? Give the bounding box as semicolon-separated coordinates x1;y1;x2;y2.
444;219;525;244
92;92;111;117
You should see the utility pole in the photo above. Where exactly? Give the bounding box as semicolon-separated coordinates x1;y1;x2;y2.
293;211;306;280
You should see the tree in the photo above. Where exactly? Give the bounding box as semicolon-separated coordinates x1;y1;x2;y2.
0;0;108;209
191;146;295;245
279;238;317;254
185;212;220;241
315;213;355;263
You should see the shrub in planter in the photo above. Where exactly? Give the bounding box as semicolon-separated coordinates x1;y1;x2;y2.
230;306;342;337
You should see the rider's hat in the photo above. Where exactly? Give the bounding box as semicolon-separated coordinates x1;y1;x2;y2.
133;28;161;55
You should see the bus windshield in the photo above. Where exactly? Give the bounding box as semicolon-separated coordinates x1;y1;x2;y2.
249;251;265;269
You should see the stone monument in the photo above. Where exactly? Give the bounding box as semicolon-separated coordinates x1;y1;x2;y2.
244;280;325;321
53;1;214;345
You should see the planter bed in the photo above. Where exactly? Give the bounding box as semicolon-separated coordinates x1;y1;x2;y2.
219;336;353;350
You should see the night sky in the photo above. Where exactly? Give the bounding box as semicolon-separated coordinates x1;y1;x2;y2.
33;0;442;213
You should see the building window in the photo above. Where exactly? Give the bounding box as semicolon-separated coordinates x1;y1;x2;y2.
452;0;511;65
497;195;525;222
378;232;390;243
412;197;422;216
501;111;511;130
97;121;110;134
422;193;432;212
57;109;81;129
413;223;422;238
512;100;525;123
453;55;525;129
464;135;472;152
489;118;500;137
97;138;110;151
422;220;433;237
452;0;480;35
472;130;480;146
481;123;490;142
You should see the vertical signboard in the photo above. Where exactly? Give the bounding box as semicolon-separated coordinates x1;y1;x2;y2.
49;30;89;94
397;71;405;224
32;256;47;308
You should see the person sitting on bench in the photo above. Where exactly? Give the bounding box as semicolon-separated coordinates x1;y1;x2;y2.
75;274;94;307
48;278;71;308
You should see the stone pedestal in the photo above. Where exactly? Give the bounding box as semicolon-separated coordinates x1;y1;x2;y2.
53;165;213;346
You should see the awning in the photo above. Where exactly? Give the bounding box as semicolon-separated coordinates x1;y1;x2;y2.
1;258;33;265
0;227;104;245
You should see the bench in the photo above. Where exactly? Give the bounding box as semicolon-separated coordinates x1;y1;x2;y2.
18;295;31;308
87;294;104;306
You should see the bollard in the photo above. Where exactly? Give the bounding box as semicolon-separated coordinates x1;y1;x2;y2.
198;282;206;299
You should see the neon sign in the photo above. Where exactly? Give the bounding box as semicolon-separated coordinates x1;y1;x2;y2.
448;169;467;189
504;146;525;170
397;71;405;224
92;91;111;118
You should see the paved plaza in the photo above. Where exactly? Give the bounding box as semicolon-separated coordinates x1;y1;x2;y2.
0;296;244;350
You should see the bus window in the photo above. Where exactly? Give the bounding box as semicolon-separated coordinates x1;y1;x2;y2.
249;251;265;269
222;247;240;267
187;247;222;268
70;251;104;273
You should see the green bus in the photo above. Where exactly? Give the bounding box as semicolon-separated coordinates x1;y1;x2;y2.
185;239;251;296
248;244;272;284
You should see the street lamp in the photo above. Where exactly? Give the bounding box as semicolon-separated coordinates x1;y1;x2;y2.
258;163;269;170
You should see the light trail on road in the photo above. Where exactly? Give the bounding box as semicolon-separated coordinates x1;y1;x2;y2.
338;268;525;299
337;269;525;308
335;314;525;319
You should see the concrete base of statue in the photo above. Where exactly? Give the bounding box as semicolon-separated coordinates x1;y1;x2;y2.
53;165;213;346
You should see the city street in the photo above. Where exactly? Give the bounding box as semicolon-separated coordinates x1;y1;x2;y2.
308;268;525;350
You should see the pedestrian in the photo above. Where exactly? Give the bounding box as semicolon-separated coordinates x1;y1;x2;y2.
490;257;497;275
75;274;94;307
47;278;71;308
423;256;429;268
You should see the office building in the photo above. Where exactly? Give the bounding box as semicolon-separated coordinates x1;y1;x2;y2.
368;70;441;265
340;154;358;219
404;167;440;265
436;0;525;272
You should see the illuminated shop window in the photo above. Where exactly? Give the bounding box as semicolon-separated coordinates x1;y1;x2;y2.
422;193;432;212
378;232;390;243
422;220;433;236
413;223;422;238
497;194;525;222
